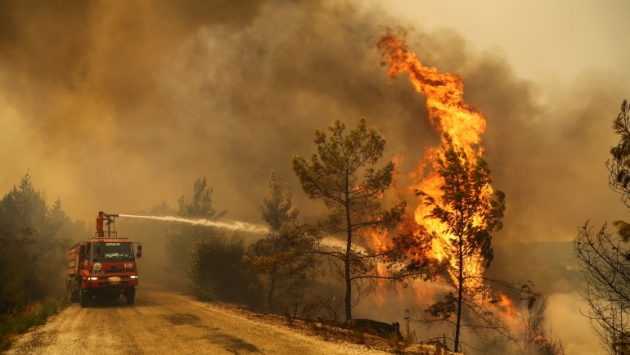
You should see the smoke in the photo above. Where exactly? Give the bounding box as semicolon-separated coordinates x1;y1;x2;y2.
0;1;626;352
118;214;268;234
0;0;441;226
545;292;600;355
0;0;623;246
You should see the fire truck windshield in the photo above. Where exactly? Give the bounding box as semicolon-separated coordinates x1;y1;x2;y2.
92;242;134;262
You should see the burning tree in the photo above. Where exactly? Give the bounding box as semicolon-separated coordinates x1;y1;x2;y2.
375;30;546;352
419;135;506;352
292;118;405;322
574;99;630;355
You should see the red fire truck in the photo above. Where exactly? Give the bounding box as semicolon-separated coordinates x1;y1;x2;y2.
66;214;142;307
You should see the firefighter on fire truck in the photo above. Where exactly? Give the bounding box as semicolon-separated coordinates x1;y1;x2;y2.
95;211;112;238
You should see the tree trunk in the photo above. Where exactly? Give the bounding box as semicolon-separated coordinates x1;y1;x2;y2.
345;185;352;322
344;211;352;322
454;237;464;352
267;266;277;313
345;254;351;322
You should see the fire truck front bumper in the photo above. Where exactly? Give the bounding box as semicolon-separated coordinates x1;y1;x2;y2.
83;275;139;288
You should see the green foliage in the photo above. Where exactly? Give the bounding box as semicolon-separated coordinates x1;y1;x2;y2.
0;296;70;351
419;134;506;352
0;173;79;314
292;118;392;207
178;177;224;219
187;234;262;308
245;223;319;312
172;177;264;308
119;201;178;286
245;171;317;312
9;173;46;239
259;171;299;232
292;118;405;321
167;176;226;270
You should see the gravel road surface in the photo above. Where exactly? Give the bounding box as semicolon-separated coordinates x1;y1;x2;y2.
5;284;388;355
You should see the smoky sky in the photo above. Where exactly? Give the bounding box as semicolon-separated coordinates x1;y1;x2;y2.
0;0;625;246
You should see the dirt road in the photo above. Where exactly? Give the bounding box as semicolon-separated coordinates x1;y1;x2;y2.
5;285;387;355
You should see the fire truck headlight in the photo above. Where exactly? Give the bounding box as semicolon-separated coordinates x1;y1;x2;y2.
88;276;98;281
130;275;138;279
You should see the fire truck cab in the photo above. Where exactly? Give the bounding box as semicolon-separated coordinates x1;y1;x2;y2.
66;214;142;307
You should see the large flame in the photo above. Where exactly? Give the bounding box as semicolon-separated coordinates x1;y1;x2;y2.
376;30;492;289
377;31;486;154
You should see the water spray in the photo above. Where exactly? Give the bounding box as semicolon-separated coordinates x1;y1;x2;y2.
117;214;269;234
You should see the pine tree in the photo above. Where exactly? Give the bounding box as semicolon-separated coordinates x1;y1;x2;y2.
292;118;405;321
167;177;226;270
245;171;316;312
420;134;505;352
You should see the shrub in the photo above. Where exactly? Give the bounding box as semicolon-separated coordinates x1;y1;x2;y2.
0;296;69;351
187;234;263;309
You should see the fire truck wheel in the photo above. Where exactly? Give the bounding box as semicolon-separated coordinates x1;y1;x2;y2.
67;279;79;303
80;290;89;308
126;289;135;305
70;290;79;303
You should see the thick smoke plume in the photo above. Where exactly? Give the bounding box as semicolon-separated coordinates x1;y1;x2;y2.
0;1;624;352
0;0;622;243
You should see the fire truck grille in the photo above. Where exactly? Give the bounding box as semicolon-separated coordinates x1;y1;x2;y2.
98;281;130;286
98;275;134;279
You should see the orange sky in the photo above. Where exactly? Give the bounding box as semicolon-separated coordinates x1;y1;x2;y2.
0;0;626;245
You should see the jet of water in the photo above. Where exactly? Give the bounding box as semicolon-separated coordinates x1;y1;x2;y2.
117;214;269;234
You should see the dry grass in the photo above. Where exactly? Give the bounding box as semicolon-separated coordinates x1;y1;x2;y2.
214;302;458;354
0;296;70;351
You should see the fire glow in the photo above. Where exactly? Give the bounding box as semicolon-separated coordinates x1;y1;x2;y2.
376;30;492;289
